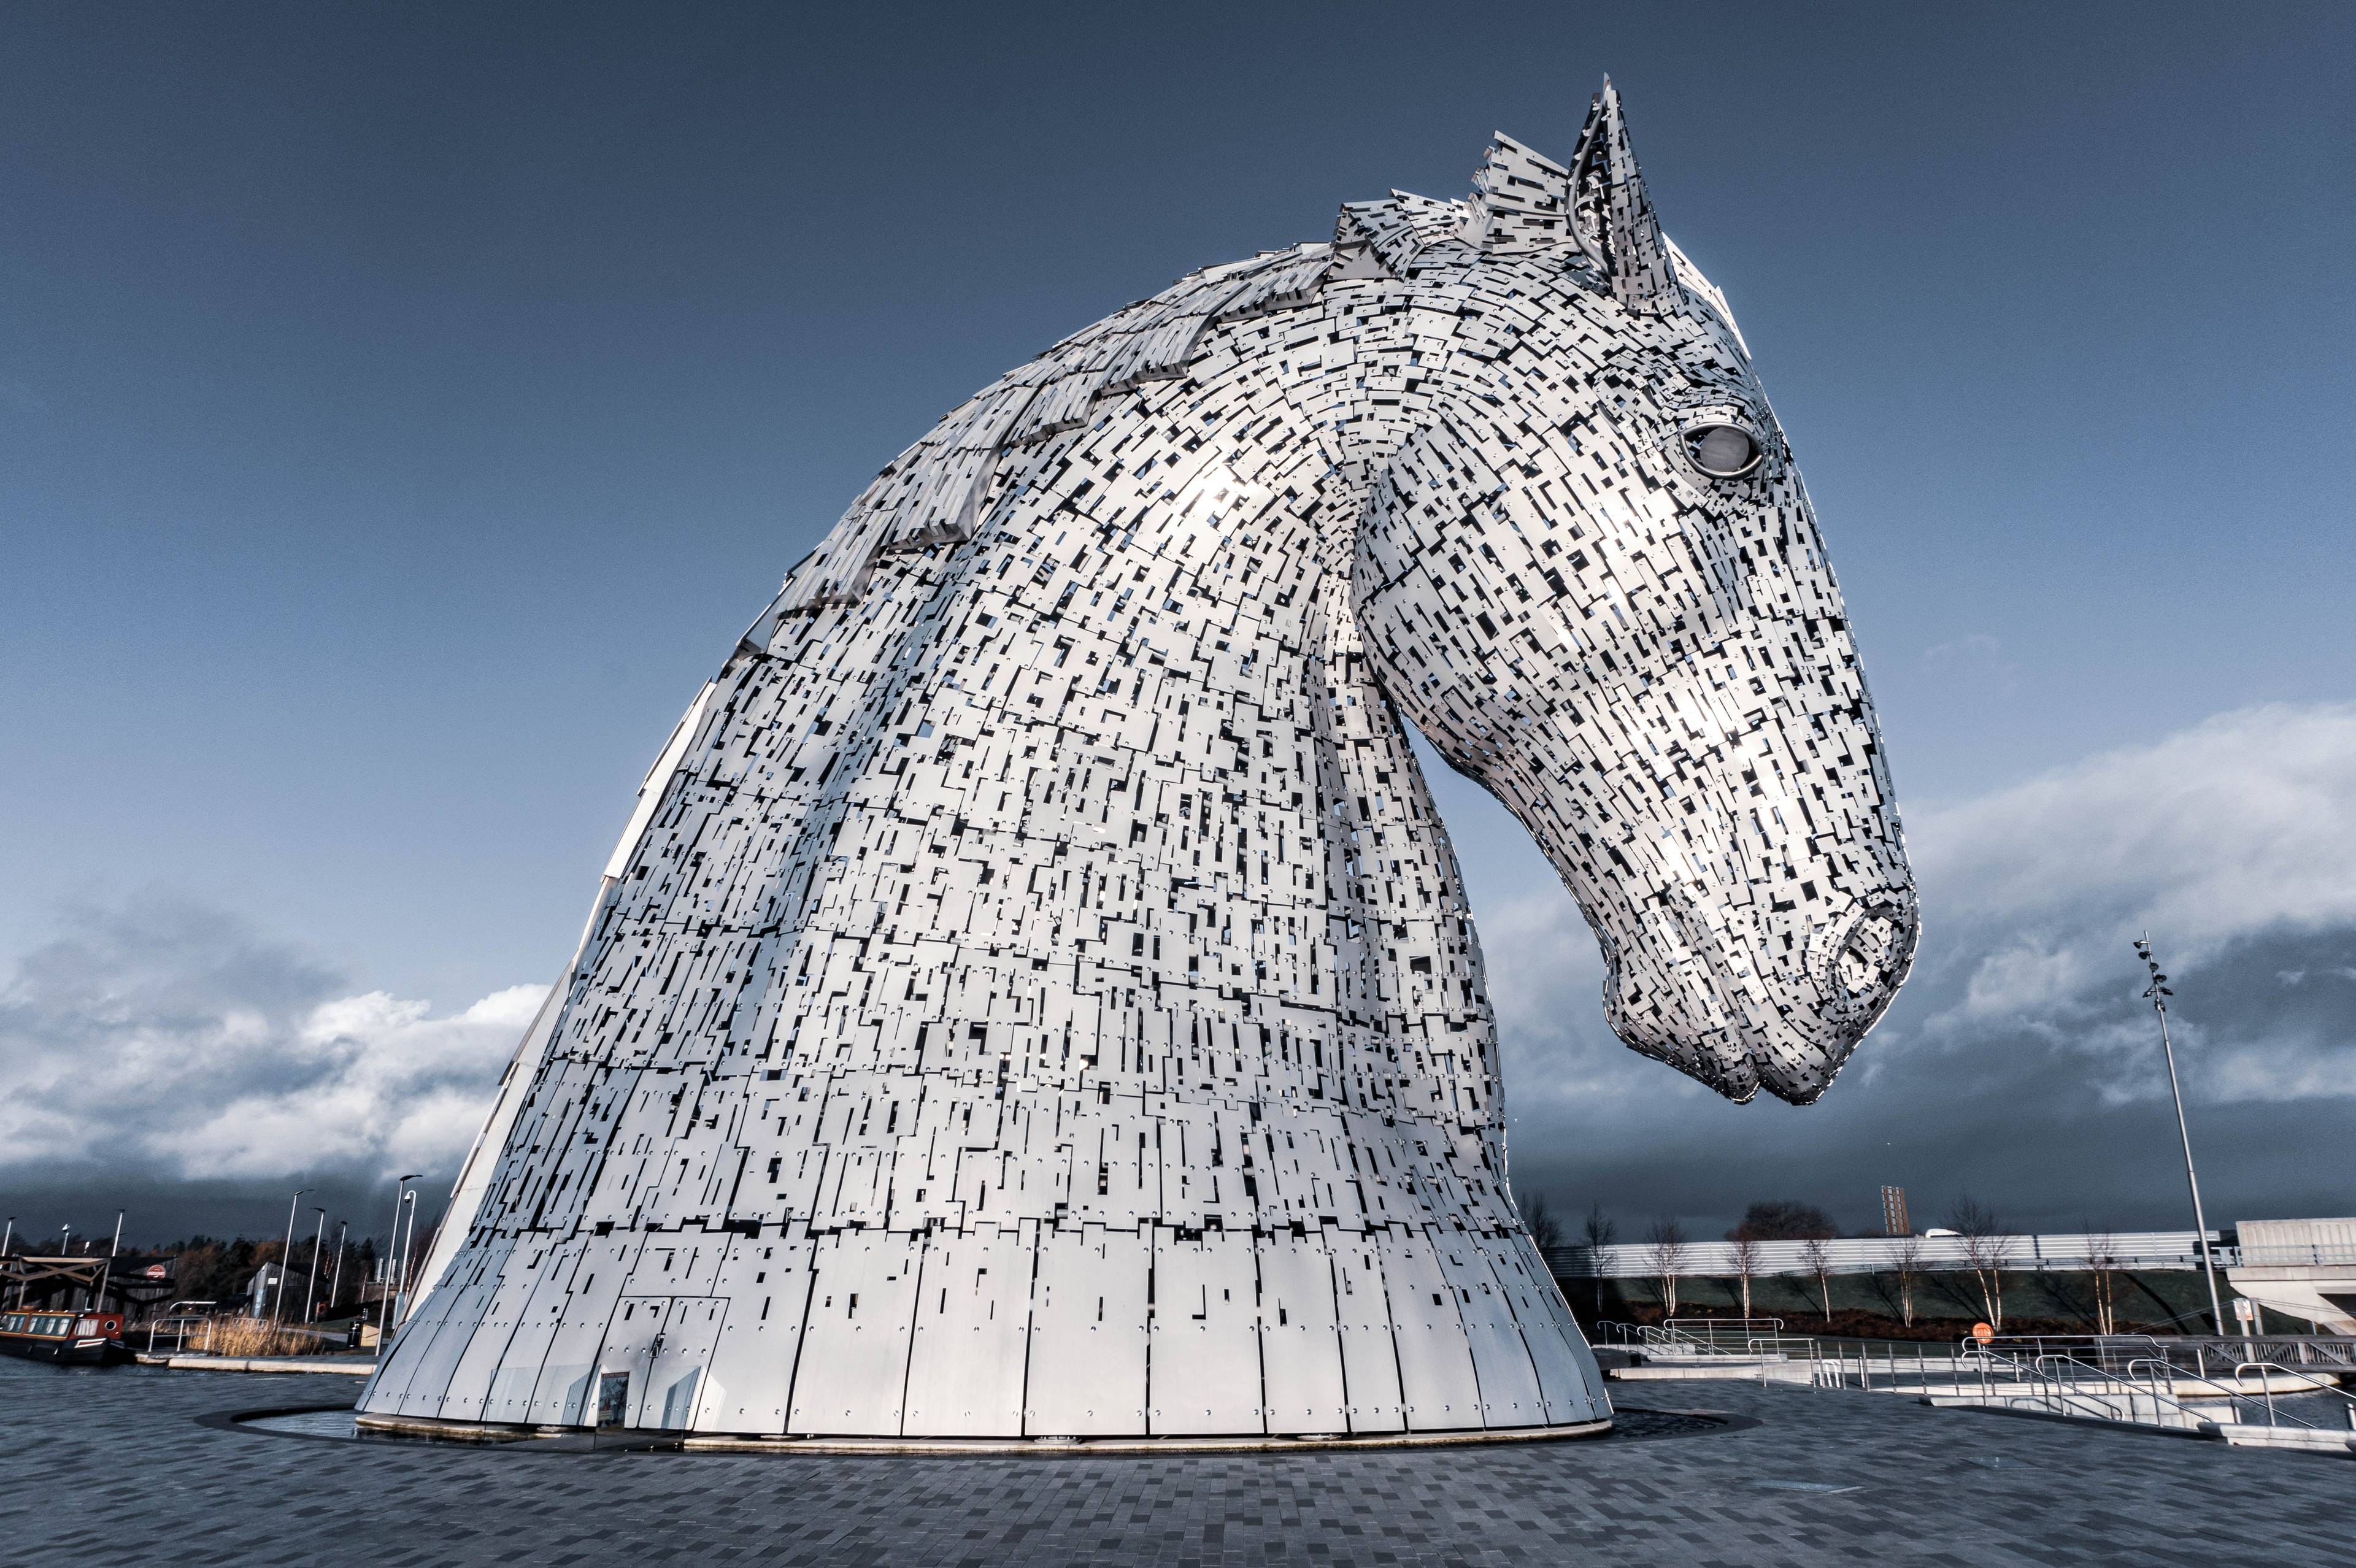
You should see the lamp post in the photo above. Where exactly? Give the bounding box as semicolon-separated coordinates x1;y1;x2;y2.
378;1174;421;1356
97;1209;123;1317
274;1188;310;1323
326;1220;349;1316
395;1191;419;1306
2134;936;2226;1334
302;1207;326;1323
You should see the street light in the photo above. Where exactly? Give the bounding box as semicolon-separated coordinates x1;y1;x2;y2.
302;1207;327;1323
98;1209;123;1318
326;1220;349;1317
395;1191;419;1299
274;1188;310;1323
2134;936;2226;1334
379;1174;421;1356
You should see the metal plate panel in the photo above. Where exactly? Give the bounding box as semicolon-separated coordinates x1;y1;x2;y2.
1325;1230;1404;1433
1254;1230;1349;1433
1378;1230;1481;1431
1022;1226;1148;1437
691;1236;810;1434
525;1236;641;1425
1434;1236;1545;1427
787;1232;921;1434
902;1231;1030;1437
1148;1228;1263;1435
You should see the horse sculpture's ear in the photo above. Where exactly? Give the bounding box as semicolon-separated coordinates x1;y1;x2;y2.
1570;79;1679;312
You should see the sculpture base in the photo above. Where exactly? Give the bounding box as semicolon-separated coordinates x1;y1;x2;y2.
352;1410;1615;1453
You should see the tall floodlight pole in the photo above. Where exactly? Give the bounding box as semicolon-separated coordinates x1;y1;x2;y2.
379;1174;420;1356
98;1209;123;1316
327;1221;348;1315
393;1190;420;1329
2134;936;2225;1333
274;1188;310;1323
303;1207;326;1322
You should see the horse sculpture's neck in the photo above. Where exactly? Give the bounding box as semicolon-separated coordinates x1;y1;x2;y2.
728;267;1503;1188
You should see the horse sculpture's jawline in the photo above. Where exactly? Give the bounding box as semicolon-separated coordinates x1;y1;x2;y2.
360;83;1915;1445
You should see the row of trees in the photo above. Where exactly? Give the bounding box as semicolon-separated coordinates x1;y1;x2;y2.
162;1233;385;1318
1551;1196;2142;1332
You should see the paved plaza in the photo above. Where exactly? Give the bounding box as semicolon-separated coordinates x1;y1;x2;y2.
1;1359;2349;1567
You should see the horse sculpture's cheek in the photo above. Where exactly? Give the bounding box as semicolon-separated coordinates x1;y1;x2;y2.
1357;322;1915;1106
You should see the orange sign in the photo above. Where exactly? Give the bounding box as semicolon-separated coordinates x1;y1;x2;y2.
1971;1321;1994;1344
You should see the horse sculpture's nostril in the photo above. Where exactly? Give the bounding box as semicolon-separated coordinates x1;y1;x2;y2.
1831;907;1911;999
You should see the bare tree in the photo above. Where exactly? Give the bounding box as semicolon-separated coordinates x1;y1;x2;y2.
1727;1225;1762;1319
1892;1232;1924;1329
1520;1193;1564;1253
1644;1218;1688;1316
1582;1203;1619;1314
1949;1196;2010;1331
1800;1236;1835;1324
2083;1224;2120;1337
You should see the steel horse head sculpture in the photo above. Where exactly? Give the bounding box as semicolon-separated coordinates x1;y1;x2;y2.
362;83;1914;1446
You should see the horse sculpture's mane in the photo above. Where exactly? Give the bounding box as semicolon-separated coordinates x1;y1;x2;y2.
360;83;1914;1446
772;240;1353;613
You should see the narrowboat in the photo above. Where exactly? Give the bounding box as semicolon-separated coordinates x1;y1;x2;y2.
0;1309;133;1365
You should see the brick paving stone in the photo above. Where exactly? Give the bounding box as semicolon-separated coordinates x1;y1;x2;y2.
1;1360;2349;1567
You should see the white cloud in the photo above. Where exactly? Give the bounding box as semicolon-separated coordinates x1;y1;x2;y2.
1897;702;2356;1096
0;899;536;1183
1914;702;2356;958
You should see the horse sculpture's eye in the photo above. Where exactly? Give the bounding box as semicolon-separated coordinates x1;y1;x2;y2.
1684;424;1762;479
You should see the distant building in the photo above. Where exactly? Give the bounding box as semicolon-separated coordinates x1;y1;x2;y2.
1880;1186;1911;1237
2227;1218;2356;1333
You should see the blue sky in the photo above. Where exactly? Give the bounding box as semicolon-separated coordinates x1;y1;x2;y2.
4;2;2352;1246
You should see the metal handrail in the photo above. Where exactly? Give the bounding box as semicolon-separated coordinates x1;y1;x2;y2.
2025;1350;2208;1429
1663;1316;1785;1337
2122;1356;2314;1429
1801;1334;2356;1439
2233;1358;2356;1423
1639;1321;1792;1358
2222;1359;2356;1432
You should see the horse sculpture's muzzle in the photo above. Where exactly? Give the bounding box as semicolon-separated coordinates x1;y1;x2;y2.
1603;891;1920;1105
